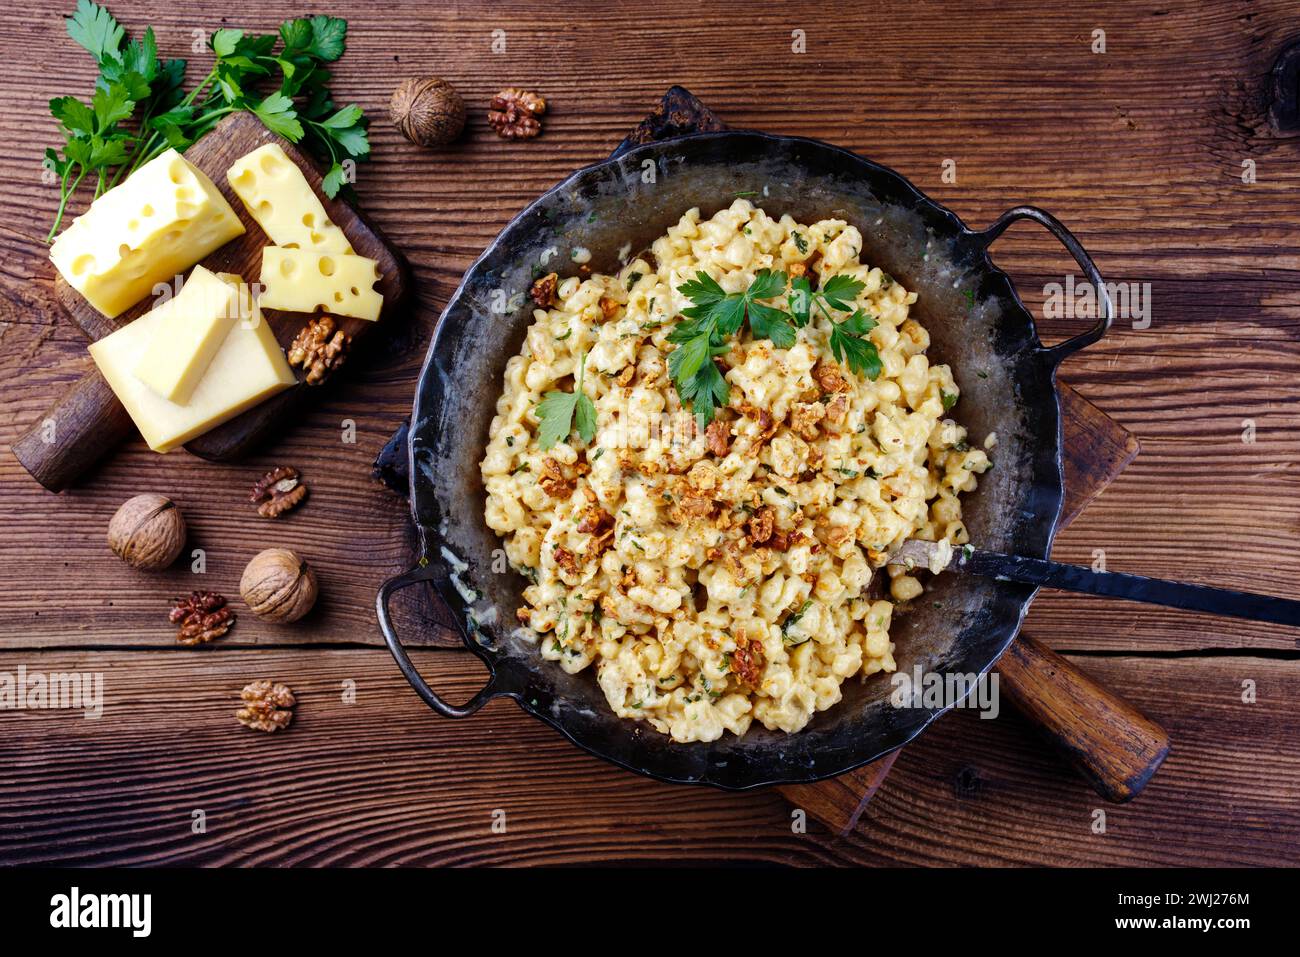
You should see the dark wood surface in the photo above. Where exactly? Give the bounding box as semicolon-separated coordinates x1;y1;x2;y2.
0;0;1297;866
997;633;1170;803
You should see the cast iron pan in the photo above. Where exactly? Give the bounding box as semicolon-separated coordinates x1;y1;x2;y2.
377;129;1111;790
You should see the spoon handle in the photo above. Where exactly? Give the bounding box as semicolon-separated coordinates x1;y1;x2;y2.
964;549;1300;626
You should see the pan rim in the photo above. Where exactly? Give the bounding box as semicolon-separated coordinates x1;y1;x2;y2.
401;129;1066;789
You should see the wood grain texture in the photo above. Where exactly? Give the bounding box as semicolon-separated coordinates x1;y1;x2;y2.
0;0;1298;866
0;648;1291;866
997;633;1169;802
10;368;135;491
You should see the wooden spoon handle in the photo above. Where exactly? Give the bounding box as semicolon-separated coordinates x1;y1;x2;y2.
996;633;1169;802
10;371;134;492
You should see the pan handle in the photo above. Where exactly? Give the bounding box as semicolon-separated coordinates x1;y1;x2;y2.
974;206;1113;369
376;562;500;718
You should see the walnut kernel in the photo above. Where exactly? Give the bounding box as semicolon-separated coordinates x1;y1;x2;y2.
251;466;308;518
488;87;546;139
287;315;349;385
170;590;235;645
236;680;296;732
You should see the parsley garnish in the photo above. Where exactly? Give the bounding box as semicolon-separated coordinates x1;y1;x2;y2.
535;351;597;450
829;309;882;380
782;600;814;643
45;2;370;240
667;269;794;426
787;273;882;381
941;390;958;411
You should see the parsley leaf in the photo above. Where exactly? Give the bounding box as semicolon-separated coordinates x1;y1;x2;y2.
667;268;797;424
665;330;714;384
747;268;787;301
45;4;371;238
677;355;730;428
535;351;598;450
91;84;133;129
819;274;867;312
66;0;124;63
829;309;882;380
747;301;796;348
253;91;304;139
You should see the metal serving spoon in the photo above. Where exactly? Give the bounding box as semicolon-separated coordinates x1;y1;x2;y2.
889;539;1300;626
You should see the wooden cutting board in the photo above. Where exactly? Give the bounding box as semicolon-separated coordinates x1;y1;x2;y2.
12;111;409;490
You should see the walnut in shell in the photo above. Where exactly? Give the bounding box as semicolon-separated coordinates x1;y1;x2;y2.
240;548;318;624
390;77;466;147
107;494;186;570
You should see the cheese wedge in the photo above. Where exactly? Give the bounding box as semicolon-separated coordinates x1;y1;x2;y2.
89;273;296;452
259;247;383;321
133;265;239;403
50;149;245;319
227;144;353;254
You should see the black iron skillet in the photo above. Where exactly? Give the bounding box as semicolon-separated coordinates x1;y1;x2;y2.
377;120;1118;790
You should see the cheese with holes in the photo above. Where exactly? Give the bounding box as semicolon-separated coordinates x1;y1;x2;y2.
226;144;353;254
50;149;245;319
89;272;296;452
133;265;239;403
259;247;383;321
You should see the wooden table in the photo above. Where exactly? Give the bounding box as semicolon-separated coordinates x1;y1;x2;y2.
1;0;1297;866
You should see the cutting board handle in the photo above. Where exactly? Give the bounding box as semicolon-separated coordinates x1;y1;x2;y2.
11;371;135;491
996;633;1169;802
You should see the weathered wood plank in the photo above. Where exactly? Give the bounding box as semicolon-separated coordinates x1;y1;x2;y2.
0;649;1290;866
0;0;1298;866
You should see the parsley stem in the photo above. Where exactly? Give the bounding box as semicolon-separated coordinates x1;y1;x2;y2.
45;164;85;243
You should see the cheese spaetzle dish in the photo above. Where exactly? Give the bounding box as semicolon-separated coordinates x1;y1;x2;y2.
480;200;991;742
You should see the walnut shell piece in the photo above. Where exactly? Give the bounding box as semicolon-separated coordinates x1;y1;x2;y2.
390;77;466;147
236;679;296;733
240;548;318;624
107;494;186;570
488;87;546;139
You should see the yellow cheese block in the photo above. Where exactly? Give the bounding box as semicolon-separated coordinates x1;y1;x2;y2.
133;265;239;404
89;273;296;452
50;149;245;319
226;144;353;254
259;247;383;321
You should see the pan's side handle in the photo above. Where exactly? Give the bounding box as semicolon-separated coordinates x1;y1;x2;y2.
974;206;1113;369
996;633;1170;802
376;563;500;718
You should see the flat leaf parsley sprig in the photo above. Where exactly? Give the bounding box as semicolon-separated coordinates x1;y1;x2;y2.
44;1;370;240
666;268;796;428
668;268;883;426
536;351;598;451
